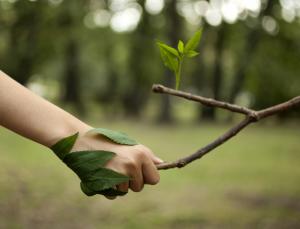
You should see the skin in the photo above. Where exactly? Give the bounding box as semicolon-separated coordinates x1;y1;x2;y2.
0;70;162;198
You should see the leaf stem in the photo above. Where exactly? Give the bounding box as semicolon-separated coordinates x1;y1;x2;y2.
175;58;183;90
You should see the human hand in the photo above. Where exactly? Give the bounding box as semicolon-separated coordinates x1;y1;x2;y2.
71;129;163;198
0;71;162;198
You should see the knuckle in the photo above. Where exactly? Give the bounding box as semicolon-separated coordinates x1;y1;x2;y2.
124;159;138;171
137;145;152;155
134;149;145;160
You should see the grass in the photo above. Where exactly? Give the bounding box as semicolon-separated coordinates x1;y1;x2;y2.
0;120;300;228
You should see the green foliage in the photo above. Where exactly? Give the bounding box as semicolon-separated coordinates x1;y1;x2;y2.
184;30;202;53
156;29;202;90
80;167;130;196
51;128;138;197
156;42;179;73
63;150;116;177
89;128;139;145
186;50;200;58
51;133;79;160
156;42;179;58
178;40;184;54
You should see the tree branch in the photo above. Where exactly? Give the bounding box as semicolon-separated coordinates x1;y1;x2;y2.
152;84;300;170
152;84;255;116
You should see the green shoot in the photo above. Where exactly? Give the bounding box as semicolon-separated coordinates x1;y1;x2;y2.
156;29;202;90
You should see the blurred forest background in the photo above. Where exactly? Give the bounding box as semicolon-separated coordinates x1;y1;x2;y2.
0;0;299;122
0;0;300;228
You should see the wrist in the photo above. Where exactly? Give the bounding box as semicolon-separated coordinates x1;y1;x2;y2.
46;114;92;148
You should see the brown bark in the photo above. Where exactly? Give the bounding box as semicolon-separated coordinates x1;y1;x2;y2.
152;84;300;170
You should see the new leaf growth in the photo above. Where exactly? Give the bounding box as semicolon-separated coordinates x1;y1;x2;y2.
156;29;202;90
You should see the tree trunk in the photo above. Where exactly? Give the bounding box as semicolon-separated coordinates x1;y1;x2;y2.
121;0;152;118
62;39;84;115
192;26;211;121
228;0;275;104
202;25;226;121
4;1;40;85
228;29;261;105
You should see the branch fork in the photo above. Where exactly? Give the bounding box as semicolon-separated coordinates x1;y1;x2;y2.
152;84;300;170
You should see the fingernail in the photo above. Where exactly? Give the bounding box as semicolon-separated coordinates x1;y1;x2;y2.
155;157;164;163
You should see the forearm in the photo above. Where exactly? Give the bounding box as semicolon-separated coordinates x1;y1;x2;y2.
0;70;91;148
0;70;161;197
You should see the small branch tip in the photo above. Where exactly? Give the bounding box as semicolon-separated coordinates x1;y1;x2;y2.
152;84;164;93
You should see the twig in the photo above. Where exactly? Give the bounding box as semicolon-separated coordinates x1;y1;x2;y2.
152;84;256;116
152;84;300;170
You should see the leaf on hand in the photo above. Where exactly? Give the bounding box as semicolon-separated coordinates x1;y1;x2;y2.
186;50;199;58
98;188;127;197
89;128;138;145
51;130;134;197
184;29;202;53
84;168;130;188
178;40;184;54
80;167;130;196
64;150;115;168
63;150;116;178
80;183;127;197
50;132;79;160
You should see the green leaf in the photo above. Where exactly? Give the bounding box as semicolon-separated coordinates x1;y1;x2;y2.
80;182;95;196
184;30;202;53
51;132;79;160
186;50;199;58
64;150;115;168
80;183;127;197
51;131;132;197
178;40;184;54
158;47;179;72
65;149;130;197
156;41;180;72
89;128;138;145
158;47;172;70
156;42;179;57
98;188;127;197
63;150;116;178
80;167;130;195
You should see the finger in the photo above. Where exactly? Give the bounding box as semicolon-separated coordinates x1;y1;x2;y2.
117;182;129;193
129;164;144;192
142;157;160;185
138;146;164;164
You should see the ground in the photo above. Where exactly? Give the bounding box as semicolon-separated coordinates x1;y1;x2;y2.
0;120;300;228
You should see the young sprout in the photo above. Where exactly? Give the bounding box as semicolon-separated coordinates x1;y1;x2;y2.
156;29;203;90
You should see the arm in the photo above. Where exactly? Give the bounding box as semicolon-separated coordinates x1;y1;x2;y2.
0;70;90;147
0;70;161;194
